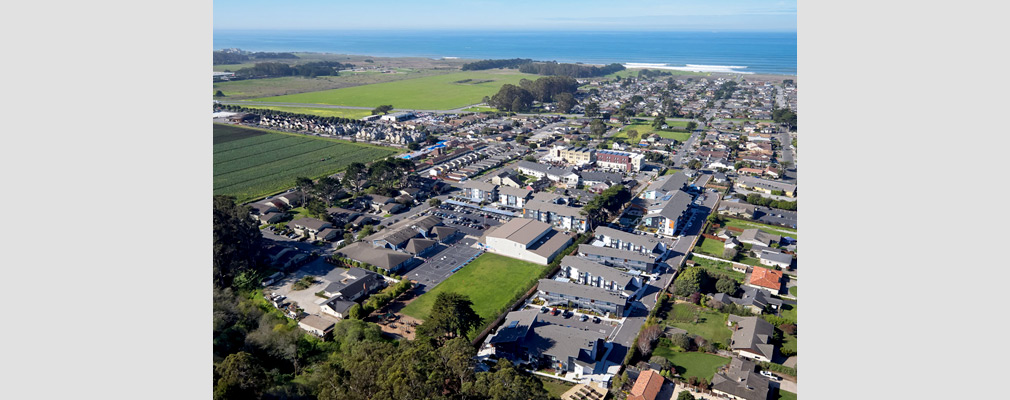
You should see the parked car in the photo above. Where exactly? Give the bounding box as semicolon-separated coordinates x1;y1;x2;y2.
760;371;780;380
592;316;601;323
579;314;588;322
563;311;573;319
540;306;549;313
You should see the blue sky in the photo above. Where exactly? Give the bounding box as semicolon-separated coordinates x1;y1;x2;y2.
214;0;796;31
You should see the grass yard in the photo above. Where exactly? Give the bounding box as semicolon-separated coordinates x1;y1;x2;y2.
213;124;399;202
780;304;796;323
662;168;680;176
652;346;730;381
694;238;726;257
781;332;797;356
722;217;798;240
789;286;797;296
537;376;575;399
237;105;374;120
252;71;540;110
665;303;732;345
213;69;453;99
613;121;692;143
776;389;798;400
689;256;746;283
400;253;546;323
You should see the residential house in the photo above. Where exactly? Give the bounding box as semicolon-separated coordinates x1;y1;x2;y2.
711;286;782;314
735;176;796;197
746;266;783;293
515;161;580;186
298;315;335;338
738;229;782;247
727;315;776;362
758;250;793;269
627;369;664;400
277;191;305;207
711;358;771;400
290;218;334;241
490;169;525;188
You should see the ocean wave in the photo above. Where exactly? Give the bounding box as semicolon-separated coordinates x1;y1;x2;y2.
622;63;754;74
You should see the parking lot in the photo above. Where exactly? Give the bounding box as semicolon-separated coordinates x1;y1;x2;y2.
421;204;510;237
406;237;483;294
263;257;340;318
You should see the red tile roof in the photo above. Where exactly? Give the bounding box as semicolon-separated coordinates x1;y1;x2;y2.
628;370;664;400
748;266;783;290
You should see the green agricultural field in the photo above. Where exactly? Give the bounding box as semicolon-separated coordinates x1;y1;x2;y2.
214;63;258;72
238;105;373;120
652;346;730;381
213;124;398;202
253;71;540;110
400;253;546;323
213;69;452;99
665;303;732;345
722;217;797;240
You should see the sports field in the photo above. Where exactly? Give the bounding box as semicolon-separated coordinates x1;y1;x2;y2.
252;71;540;110
400;252;546;322
213;124;398;202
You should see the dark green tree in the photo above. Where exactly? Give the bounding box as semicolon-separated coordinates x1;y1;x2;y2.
215;90;225;97
652;114;667;129
214;352;269;400
417;292;483;340
584;102;600;117
372;104;394;115
686;121;698;131
466;359;550;400
716;277;739;295
677;391;696;400
673;267;708;297
213;196;262;289
553;92;576;113
590;119;607;138
341;162;368;192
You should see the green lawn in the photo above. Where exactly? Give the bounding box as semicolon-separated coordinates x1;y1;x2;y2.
781;332;797;356
780;304;797;323
723;217;798;240
652;346;730;381
688;256;746;283
237;105;373;120
665;303;732;345
789;286;797;296
400;253;546;322
694;238;726;257
537;376;574;399
662;168;680;176
612;122;692;143
213;124;399;202
214;63;258;72
253;71;540;110
776;389;798;400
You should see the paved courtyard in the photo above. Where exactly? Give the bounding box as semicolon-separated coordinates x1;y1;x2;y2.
404;237;483;294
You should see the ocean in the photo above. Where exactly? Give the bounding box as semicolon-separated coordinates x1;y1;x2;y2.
214;30;796;76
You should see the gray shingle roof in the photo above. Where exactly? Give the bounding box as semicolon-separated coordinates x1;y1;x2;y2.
560;256;635;287
728;316;775;360
711;357;770;400
577;244;658;264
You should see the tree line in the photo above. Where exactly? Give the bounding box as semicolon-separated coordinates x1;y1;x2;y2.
460;58;535;70
213;51;299;65
486;75;579;112
517;62;625;77
234;61;355;78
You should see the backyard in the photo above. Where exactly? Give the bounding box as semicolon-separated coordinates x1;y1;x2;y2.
400;253;546;323
664;303;732;346
536;376;575;399
652;338;730;381
722;217;798;240
688;256;746;283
